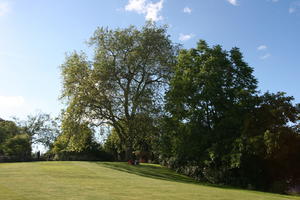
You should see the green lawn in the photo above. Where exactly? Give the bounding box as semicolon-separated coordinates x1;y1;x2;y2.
0;161;299;200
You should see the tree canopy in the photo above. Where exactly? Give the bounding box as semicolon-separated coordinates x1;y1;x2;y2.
159;40;300;192
60;23;178;159
58;25;300;192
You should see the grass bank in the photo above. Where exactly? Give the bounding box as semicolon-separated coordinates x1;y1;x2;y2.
0;161;299;200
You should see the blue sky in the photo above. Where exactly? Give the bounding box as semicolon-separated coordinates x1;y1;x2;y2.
0;0;300;120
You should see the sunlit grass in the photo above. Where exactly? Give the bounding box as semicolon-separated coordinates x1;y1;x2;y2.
0;161;299;200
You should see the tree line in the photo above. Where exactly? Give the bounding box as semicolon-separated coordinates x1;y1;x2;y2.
0;113;58;161
1;23;299;193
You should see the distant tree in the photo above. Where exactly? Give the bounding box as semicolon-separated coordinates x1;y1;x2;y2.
0;120;22;160
52;116;94;153
104;128;124;160
15;112;60;149
60;23;177;159
0;114;59;161
50;114;111;161
2;134;31;161
0;120;20;146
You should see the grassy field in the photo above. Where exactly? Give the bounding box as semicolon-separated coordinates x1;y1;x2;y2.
0;161;299;200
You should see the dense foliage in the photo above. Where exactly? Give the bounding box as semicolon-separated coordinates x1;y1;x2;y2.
60;23;177;160
58;25;300;193
0;119;32;161
159;41;300;193
50;114;112;161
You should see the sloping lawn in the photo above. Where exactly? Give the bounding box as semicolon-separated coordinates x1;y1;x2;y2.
0;161;299;200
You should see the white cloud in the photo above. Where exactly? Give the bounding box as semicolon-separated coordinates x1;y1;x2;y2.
227;0;238;6
0;1;10;16
125;0;164;21
179;33;194;41
257;45;267;51
0;96;25;108
125;0;146;14
260;53;271;60
183;6;192;14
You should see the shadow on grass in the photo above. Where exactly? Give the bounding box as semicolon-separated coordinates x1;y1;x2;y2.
98;162;199;185
97;162;259;192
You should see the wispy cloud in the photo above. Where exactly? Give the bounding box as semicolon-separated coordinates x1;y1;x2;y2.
0;96;25;108
257;45;271;59
0;1;10;16
260;53;271;60
289;1;300;14
125;0;164;21
183;6;192;14
179;33;194;41
227;0;238;6
289;7;296;13
257;45;267;51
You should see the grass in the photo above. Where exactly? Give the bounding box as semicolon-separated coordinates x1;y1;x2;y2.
0;161;299;200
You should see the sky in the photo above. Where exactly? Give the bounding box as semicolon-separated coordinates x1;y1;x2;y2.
0;0;300;120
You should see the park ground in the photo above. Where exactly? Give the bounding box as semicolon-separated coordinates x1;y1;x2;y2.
0;161;299;200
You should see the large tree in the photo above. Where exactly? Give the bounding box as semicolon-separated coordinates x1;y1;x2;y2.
60;23;177;159
162;40;259;183
161;40;300;192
